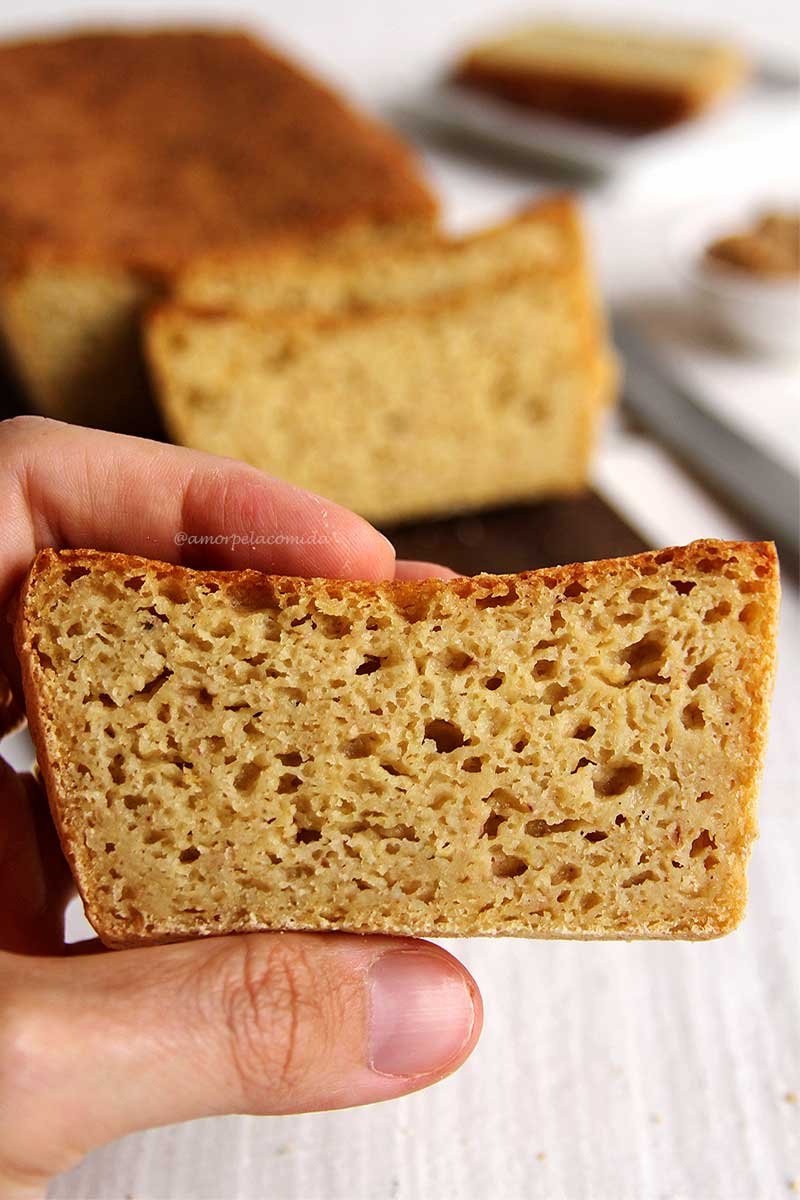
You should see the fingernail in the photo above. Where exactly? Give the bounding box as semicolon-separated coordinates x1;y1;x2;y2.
368;950;476;1077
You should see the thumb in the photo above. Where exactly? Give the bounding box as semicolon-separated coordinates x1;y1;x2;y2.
0;934;481;1194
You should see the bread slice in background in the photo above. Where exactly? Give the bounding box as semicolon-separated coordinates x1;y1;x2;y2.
452;22;749;133
16;541;778;948
171;193;590;316
146;198;616;524
0;29;436;429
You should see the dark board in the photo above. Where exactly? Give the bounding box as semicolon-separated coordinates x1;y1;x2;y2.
384;495;649;576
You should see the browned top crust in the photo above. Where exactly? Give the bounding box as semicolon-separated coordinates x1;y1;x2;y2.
18;539;779;616
0;29;436;277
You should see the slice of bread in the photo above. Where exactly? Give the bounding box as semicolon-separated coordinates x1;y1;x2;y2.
16;541;778;948
453;22;749;133
0;29;436;427
146;199;616;524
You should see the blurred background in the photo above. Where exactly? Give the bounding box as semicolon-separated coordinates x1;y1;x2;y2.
0;2;798;1198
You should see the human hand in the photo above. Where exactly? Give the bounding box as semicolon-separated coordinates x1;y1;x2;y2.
0;417;482;1199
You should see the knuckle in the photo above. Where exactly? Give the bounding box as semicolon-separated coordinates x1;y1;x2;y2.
204;936;347;1107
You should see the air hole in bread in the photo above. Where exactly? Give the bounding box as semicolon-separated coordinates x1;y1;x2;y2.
445;648;474;671
690;829;716;858
492;852;527;878
550;610;566;632
526;818;581;836
571;756;593;774
424;720;465;753
109;754;126;784
476;586;518;609
296;828;322;844
543;682;569;712
345;733;382;759
64;566;90;586
688;657;715;688
738;602;761;630
682;702;705;730
704;600;731;623
158;580;189;604
621;633;669;683
134;668;173;700
481;811;506;839
320;613;352;640
233;762;262;792
622;869;658;887
595;761;642;797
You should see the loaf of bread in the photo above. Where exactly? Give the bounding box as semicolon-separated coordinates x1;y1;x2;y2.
16;541;778;948
146;198;616;524
453;22;749;133
0;29;436;429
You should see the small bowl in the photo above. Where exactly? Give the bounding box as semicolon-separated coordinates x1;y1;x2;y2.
672;203;800;358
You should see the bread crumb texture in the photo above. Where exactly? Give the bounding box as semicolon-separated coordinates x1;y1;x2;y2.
17;540;778;947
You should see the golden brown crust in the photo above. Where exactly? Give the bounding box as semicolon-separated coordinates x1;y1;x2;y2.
19;538;777;608
0;29;436;278
146;197;598;349
171;192;580;287
14;563;99;936
148;258;578;344
16;539;779;948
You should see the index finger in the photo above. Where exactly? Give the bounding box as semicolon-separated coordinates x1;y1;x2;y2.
0;416;397;610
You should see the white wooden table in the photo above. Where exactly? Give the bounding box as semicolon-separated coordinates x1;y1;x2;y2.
0;1;797;1196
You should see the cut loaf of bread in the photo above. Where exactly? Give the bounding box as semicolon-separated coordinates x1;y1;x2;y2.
0;29;436;428
453;22;749;133
146;198;615;524
16;541;778;948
